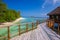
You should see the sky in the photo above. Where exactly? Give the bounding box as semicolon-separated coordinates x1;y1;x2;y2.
2;0;60;17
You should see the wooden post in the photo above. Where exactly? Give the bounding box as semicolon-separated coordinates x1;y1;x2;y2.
36;20;39;28
47;20;49;27
50;21;51;27
58;24;60;34
48;21;49;27
32;23;34;30
47;21;49;26
52;21;54;30
46;20;48;26
8;26;10;40
18;24;20;35
36;20;39;26
49;21;50;28
26;23;28;32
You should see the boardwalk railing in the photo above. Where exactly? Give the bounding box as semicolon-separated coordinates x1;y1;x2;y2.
47;19;60;35
0;20;39;40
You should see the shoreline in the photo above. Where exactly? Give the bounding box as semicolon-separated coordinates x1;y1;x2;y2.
0;17;25;28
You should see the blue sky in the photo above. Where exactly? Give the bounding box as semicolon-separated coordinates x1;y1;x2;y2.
3;0;60;17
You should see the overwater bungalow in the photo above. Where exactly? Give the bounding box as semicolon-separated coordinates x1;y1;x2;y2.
47;6;60;34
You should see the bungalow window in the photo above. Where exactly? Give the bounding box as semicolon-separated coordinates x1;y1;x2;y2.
54;23;58;28
53;15;57;20
58;16;60;21
52;16;54;19
56;16;58;20
49;15;53;19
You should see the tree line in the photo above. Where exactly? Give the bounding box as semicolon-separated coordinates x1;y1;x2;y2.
0;2;21;23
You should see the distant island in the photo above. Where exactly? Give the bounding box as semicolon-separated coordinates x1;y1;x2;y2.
0;1;21;23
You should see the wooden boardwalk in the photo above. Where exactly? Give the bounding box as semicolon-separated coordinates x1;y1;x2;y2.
11;23;60;40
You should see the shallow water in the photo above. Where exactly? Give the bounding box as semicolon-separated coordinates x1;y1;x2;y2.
0;17;47;40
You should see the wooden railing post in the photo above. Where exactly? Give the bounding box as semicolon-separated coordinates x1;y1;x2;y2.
58;24;60;34
8;26;10;40
47;20;49;27
48;21;49;27
49;21;51;28
52;21;54;30
18;24;20;35
50;21;51;27
32;23;34;30
26;23;28;32
36;20;39;26
49;21;50;27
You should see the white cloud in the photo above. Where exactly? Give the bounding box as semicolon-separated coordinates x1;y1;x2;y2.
53;0;59;4
42;0;47;8
42;0;60;8
42;0;52;8
40;13;47;16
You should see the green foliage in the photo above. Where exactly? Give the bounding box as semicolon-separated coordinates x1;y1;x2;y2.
0;2;21;23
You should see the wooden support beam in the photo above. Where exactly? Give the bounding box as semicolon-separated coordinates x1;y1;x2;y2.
7;26;10;40
18;24;21;35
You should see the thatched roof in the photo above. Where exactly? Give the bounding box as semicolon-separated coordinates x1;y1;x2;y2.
47;6;60;15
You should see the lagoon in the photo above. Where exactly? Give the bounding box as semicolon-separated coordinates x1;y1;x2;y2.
0;17;47;40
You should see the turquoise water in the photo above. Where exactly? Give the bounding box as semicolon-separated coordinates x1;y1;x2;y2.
0;17;47;40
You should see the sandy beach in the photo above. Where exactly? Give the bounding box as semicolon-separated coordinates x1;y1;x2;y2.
0;17;25;28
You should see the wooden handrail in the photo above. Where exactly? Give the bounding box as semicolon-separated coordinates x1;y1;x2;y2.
0;36;7;39
0;21;38;40
0;37;7;40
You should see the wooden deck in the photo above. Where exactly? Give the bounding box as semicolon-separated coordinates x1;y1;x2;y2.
11;23;60;40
